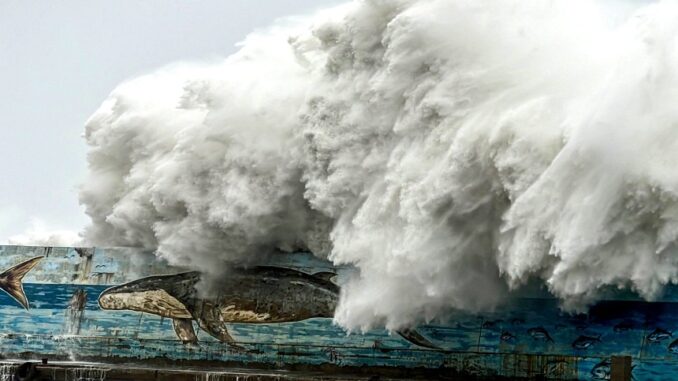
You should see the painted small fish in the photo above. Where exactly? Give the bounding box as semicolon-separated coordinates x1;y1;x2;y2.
591;359;636;380
0;256;43;309
613;320;635;333
527;327;554;342
482;320;502;329
510;317;525;325
590;359;610;380
500;331;516;342
571;334;601;350
647;328;672;343
668;338;678;354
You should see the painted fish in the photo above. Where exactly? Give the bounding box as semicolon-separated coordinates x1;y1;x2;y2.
510;317;525;325
669;338;678;354
590;359;610;380
647;328;672;343
0;256;43;309
591;358;636;380
500;331;516;342
571;334;601;350
98;266;440;350
527;327;554;342
482;320;502;329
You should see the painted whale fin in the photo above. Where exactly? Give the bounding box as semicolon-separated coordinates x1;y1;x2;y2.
194;315;241;348
396;328;441;350
0;256;43;310
172;318;198;344
313;271;337;283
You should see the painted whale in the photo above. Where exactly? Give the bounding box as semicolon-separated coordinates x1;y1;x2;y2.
98;266;440;349
0;256;43;309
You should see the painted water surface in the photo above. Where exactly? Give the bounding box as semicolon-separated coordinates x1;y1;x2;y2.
0;245;676;379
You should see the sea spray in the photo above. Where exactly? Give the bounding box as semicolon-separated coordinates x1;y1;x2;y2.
81;0;678;331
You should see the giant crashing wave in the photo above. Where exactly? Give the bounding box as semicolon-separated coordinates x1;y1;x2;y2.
80;0;678;333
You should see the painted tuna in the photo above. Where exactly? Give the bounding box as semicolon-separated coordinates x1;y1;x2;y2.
527;326;554;342
571;334;601;350
572;335;601;349
509;317;525;325
98;266;440;349
669;338;678;354
590;358;635;380
590;359;611;380
647;327;672;343
0;256;43;309
481;319;502;329
500;331;516;342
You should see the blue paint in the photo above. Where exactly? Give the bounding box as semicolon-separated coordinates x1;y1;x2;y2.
0;245;677;379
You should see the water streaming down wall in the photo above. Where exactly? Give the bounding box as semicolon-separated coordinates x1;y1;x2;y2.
65;366;108;381
199;373;254;381
0;364;17;381
0;363;102;381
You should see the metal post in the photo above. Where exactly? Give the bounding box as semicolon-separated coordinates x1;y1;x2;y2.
610;356;632;381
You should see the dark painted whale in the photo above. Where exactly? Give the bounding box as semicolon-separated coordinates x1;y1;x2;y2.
98;266;440;349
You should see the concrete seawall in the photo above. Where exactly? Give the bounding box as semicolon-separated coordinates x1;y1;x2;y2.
0;245;672;380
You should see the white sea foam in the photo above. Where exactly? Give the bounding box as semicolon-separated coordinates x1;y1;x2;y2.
80;0;678;331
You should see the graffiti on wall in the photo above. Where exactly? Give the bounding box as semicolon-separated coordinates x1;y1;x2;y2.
0;245;677;379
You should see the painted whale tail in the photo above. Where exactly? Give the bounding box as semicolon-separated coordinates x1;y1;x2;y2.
396;328;442;350
0;256;44;310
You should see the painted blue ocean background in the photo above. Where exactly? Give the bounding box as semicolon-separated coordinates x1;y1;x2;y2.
0;283;673;379
0;283;449;369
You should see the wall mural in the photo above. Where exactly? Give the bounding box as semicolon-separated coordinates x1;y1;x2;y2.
0;245;677;380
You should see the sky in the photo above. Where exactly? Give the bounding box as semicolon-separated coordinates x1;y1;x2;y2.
0;0;340;243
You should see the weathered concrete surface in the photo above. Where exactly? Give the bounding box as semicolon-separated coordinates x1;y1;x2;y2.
0;361;554;381
0;246;666;379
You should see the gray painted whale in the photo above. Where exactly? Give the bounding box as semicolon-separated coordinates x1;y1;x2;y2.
98;266;440;349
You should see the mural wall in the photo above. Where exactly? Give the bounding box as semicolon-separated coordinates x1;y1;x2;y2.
0;245;677;380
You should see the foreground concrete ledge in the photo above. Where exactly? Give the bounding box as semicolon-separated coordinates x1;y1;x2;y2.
0;361;459;381
0;354;587;380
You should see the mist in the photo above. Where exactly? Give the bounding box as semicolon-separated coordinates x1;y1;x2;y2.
80;0;678;332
